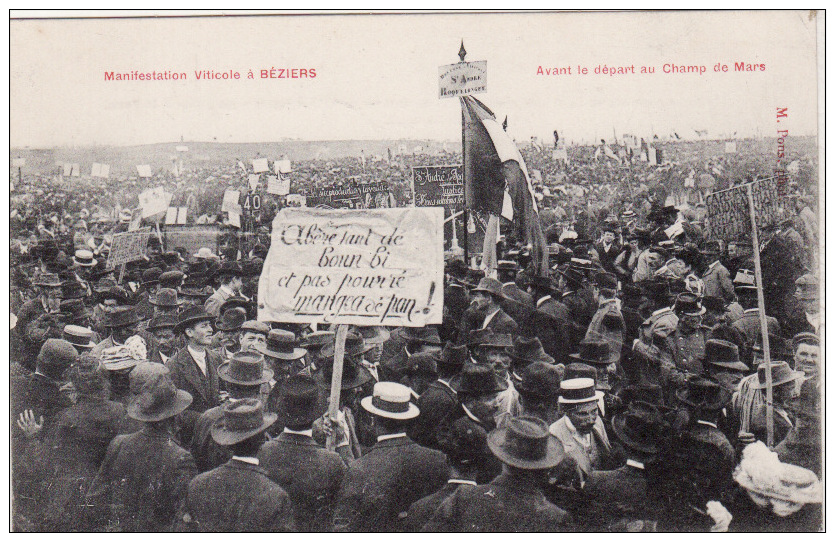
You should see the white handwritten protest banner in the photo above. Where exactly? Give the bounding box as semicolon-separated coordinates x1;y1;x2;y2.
107;229;152;269
275;159;292;174
258;207;444;327
706;177;790;241
268;174;291;195
252;158;270;173
221;189;242;213
164;225;221;256
412;166;464;209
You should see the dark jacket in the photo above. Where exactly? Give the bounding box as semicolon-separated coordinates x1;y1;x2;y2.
533;296;572;364
482;308;519;336
88;426;198;531
176;458;295;532
190;405;230;472
333;435;448;531
422;472;573;532
409;380;458;449
403;481;463;532
258;431;347;532
166;346;222;443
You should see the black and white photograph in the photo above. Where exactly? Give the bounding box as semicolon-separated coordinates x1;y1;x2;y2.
9;10;824;531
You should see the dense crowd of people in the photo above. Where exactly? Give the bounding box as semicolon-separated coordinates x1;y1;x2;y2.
9;136;821;531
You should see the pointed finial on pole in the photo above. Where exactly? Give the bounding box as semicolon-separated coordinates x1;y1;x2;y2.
458;40;467;62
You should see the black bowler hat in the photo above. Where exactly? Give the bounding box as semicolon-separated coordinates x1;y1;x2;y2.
569;339;617;365
450;363;508;395
433;342;469;367
279;375;320;428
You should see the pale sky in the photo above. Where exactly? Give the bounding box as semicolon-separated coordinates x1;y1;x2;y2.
10;11;820;147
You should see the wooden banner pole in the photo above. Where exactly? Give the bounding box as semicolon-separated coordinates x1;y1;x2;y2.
118;263;127;285
746;183;774;448
326;324;349;452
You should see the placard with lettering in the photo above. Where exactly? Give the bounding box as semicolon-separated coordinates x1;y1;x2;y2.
306;181;392;209
164;225;222;256
107;229;152;269
138;187;173;218
706;177;790;241
258;207;444;327
412;165;464;209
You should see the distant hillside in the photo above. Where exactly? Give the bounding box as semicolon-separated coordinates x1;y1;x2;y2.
10;140;461;176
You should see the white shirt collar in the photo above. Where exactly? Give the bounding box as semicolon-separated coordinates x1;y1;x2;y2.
651;306;672;317
743;308;759;314
697;420;718;429
537;295;552;307
377;432;407;442
708;260;721;270
283;428;313;437
437;378;455;393
482;308;501;329
219;285;234;297
461;404;482;424
626;458;645;470
806;312;820;330
448;479;477;486
232;456;259;466
187;344;207;375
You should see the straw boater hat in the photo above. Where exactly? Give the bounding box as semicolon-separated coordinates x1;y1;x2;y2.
72;249;98;268
217;351;274;387
260;329;307;360
487;416;565;470
192;247;218;260
128;374;192;422
361;382;420;420
211;398;277;446
63;325;96;350
558;377;605;405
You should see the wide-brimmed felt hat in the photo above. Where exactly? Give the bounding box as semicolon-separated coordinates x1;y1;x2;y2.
320;354;374;391
433;342;469;367
218;351;274;386
63;324;96;349
159;270;185;289
213;261;243;279
174;304;215;334
103;305;140;328
179;285;214;300
211;398;277;446
618;383;665;408
501;283;534;309
260;329;308;360
279;375;320;428
318;331;374;360
361;382;420;420
612;401;664;455
147;313;178;332
402;325;442;346
514;361;561;401
300;331;335;348
148;288;183;308
512;337;554;364
34;272;62;287
471;277;505;299
215;307;247;332
467;328;513;350
569;339;617;365
355;326;391;345
129;361;170;395
488;416;565;470
673;292;705;316
128;374;193;422
59;298;90;321
60;280;87;300
405;352;438;378
559;377;604;404
450;362;508;395
675;376;729;411
755;361;804;390
72;249;98;268
704;339;748;372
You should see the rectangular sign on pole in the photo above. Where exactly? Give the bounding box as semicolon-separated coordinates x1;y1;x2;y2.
252;158;270;173
12;158;25;168
705;177;789;241
412;166;464;209
164;225;221;256
258;207;445;327
268;175;291;195
136;165;153;178
139;187;173;218
438;60;487;98
106;229;152;269
306;181;392;209
221;189;241;213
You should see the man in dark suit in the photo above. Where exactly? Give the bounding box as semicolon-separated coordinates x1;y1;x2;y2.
87;373;197;531
166;304;223;444
409;342;467;449
192;351;273;472
468;278;518;336
259;375;347;531
423;416;573;531
333;382;449;531
530;275;572;364
176;398;295;531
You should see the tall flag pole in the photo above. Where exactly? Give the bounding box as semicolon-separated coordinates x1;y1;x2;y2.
459;40;469;267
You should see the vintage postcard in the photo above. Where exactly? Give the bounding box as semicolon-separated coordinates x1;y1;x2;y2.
9;10;823;532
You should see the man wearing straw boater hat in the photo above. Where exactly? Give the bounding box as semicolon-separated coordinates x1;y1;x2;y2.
334;382;448;532
166;303;223;444
191;351;273;473
259;375;347;531
87;373;196;532
423;416;571;531
549;377;615;483
177;398;295;531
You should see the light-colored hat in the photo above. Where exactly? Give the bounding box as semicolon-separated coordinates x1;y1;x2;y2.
193;247;218;260
72;249;98;268
361;382;420;420
558;377;605;404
